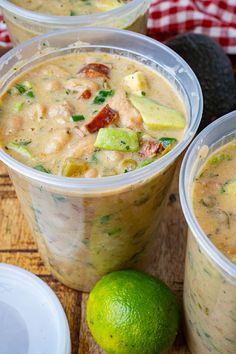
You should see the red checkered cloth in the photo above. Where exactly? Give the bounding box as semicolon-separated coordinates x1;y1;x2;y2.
0;15;11;47
148;0;236;54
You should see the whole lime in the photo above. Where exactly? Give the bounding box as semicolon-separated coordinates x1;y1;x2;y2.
86;270;179;354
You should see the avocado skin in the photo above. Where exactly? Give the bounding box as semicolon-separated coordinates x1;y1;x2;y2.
167;33;236;131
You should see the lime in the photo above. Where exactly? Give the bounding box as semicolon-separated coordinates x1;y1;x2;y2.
86;270;179;354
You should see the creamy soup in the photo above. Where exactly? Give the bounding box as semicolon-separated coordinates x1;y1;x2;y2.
184;140;236;354
10;0;131;16
0;52;186;178
193;141;236;263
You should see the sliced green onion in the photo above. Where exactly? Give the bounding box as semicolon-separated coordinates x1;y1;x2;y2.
71;114;85;122
93;90;115;105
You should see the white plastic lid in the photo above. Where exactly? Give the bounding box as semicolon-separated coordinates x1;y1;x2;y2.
0;263;71;354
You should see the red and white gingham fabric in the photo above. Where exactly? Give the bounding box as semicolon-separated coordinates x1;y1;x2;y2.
148;0;236;54
0;15;11;47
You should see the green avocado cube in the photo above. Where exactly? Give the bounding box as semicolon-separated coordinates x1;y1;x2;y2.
95;128;139;152
129;95;186;130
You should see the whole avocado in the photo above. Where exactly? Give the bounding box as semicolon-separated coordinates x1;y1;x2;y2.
167;33;236;131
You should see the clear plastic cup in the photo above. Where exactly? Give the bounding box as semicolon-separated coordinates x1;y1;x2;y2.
0;0;151;46
180;111;236;354
0;28;202;292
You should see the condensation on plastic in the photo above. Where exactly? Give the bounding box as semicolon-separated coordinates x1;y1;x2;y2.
0;0;151;45
0;263;70;354
0;28;202;291
180;111;236;354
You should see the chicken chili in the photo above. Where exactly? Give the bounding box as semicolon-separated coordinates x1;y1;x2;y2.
193;140;236;263
10;0;131;16
0;52;186;178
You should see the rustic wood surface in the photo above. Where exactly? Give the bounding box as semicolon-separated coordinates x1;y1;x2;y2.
0;158;189;354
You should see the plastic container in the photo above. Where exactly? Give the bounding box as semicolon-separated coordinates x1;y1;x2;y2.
180;111;236;354
0;0;151;46
0;28;202;292
0;263;70;354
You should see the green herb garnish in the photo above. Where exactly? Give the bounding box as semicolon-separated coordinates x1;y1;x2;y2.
25;91;35;98
71;114;85;122
15;83;26;94
93;90;115;105
100;214;111;224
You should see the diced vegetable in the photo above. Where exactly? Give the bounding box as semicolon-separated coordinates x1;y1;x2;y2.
123;71;148;96
78;63;110;79
159;137;177;148
95;128;139;152
6;142;32;158
129;95;186;130
13;102;24;112
22;81;32;90
85;104;118;133
208;152;230;165
62;158;88;177
120;159;138;173
93;90;115;105
71;114;85;122
159;137;177;155
138;158;154;168
221;179;236;194
33;165;51;174
81;89;91;99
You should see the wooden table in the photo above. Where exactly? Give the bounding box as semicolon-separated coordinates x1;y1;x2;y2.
0;158;190;354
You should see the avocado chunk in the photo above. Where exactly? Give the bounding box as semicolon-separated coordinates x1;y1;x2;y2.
123;71;148;96
221;179;236;194
129;95;186;130
62;158;88;177
95;128;139;152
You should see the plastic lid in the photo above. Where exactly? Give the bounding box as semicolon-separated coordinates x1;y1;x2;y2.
0;263;71;354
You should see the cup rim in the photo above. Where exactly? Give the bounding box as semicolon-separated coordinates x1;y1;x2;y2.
179;110;236;278
0;27;203;192
0;0;149;24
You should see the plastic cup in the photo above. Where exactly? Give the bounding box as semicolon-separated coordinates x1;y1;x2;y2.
180;111;236;354
0;0;151;46
0;28;202;291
